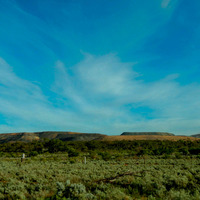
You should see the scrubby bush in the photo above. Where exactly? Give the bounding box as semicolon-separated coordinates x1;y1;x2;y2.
52;180;96;200
67;148;79;157
28;151;38;157
98;152;112;161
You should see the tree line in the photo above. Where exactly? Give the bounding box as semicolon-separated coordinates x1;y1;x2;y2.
0;139;200;157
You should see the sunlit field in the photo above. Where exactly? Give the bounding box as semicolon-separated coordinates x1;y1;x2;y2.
1;140;200;200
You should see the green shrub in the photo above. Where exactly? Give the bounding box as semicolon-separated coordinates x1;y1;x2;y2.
29;151;39;157
98;152;112;161
67;148;79;157
52;180;96;200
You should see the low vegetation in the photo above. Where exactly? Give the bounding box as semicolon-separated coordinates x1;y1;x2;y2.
0;139;200;199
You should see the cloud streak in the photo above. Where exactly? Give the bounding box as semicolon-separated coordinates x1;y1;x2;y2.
161;0;171;8
53;54;200;135
1;54;200;135
0;58;87;133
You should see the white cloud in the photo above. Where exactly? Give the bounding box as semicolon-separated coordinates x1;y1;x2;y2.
0;58;88;132
161;0;171;8
1;55;200;135
54;54;200;135
75;54;139;96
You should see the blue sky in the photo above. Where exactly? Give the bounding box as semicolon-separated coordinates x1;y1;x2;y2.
0;0;200;135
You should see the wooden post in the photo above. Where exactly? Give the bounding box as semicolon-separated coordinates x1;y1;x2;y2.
21;153;25;162
84;156;86;164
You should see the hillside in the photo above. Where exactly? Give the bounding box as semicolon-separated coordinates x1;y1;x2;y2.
121;132;174;136
191;134;200;138
0;131;106;143
0;131;199;143
101;135;200;141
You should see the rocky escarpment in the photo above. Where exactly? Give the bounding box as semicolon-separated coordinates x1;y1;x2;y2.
0;131;106;143
121;132;174;136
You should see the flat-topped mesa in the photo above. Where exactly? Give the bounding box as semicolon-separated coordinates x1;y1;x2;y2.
121;132;174;136
0;131;106;143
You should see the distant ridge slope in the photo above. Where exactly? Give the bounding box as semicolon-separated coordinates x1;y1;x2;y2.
0;131;106;143
191;134;200;138
121;132;174;136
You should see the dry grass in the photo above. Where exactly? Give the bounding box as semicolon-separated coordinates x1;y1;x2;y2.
101;135;200;141
64;132;86;134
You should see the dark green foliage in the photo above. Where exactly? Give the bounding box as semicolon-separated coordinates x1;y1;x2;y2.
67;148;79;157
98;152;112;161
28;151;38;157
189;148;200;155
0;139;199;158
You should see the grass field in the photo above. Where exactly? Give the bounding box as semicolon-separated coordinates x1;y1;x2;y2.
0;154;200;200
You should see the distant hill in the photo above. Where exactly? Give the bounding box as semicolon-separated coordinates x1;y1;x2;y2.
0;131;199;143
190;134;200;138
0;131;106;143
121;132;174;136
101;135;200;141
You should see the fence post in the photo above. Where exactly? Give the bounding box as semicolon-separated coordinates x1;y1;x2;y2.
21;153;25;162
84;156;87;164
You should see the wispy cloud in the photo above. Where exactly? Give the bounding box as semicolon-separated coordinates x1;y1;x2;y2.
1;55;200;135
161;0;171;8
0;0;199;136
0;58;87;133
53;54;200;135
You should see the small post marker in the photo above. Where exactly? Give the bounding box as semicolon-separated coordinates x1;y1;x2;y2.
84;156;86;164
21;153;25;162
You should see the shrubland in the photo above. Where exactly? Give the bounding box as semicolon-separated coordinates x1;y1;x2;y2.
0;139;200;157
0;139;200;199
